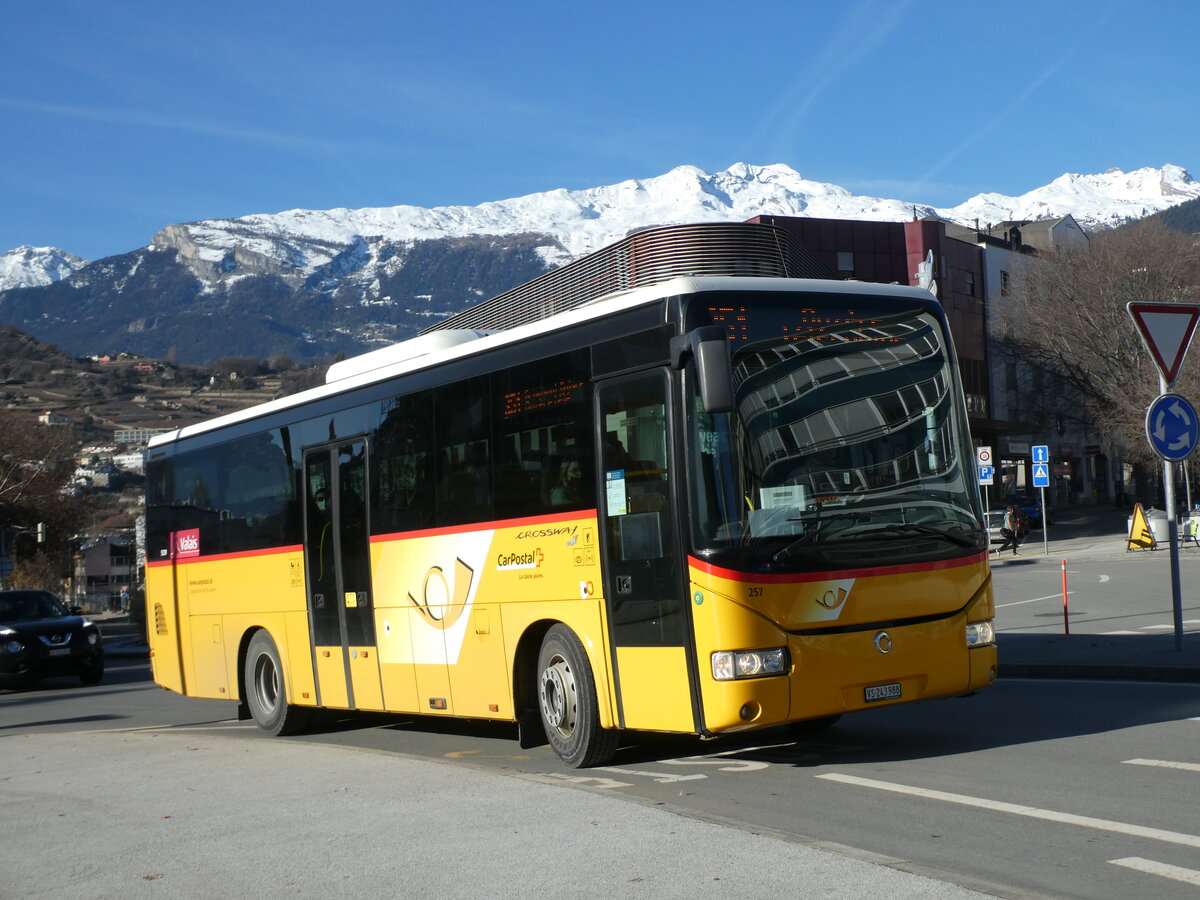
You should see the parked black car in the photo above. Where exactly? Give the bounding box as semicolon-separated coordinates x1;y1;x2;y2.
0;590;104;687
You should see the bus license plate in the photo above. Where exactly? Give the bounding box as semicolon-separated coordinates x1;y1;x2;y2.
864;682;901;702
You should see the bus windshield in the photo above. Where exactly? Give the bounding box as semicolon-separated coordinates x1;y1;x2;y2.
687;293;986;571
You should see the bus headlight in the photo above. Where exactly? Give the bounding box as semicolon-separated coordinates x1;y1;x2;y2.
712;647;789;681
965;620;995;647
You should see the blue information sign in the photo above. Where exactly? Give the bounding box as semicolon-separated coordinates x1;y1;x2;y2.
1032;463;1050;488
1032;444;1049;464
1145;393;1199;462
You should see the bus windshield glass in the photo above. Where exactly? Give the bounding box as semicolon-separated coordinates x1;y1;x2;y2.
687;292;986;570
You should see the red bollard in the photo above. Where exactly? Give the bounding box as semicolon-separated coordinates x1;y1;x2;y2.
1061;559;1070;635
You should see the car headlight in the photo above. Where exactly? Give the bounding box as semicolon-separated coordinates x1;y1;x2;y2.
712;647;789;681
87;631;100;646
3;639;24;654
966;620;996;647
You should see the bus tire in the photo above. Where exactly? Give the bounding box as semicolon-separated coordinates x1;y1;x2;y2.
244;630;310;736
536;624;618;768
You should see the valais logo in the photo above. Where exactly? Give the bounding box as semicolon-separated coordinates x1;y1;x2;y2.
172;529;201;559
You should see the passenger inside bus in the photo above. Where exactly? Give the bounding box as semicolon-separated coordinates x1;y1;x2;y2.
550;458;583;507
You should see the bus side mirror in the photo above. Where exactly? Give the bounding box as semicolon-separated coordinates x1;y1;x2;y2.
671;327;734;414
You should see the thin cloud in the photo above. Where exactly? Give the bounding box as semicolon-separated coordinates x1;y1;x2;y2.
0;96;361;156
915;0;1124;193
754;0;918;161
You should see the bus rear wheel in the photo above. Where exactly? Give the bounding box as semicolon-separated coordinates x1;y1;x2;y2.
537;625;618;768
244;630;310;736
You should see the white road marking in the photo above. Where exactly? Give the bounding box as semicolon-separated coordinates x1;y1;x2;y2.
597;765;707;784
1098;575;1110;583
1109;857;1200;886
816;773;1200;849
537;773;632;789
1123;758;1200;773
1101;630;1143;635
996;593;1070;608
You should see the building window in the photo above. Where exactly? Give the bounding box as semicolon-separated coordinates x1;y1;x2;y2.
1000;270;1010;296
836;251;854;273
965;272;975;297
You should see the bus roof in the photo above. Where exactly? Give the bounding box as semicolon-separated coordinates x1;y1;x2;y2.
146;275;935;449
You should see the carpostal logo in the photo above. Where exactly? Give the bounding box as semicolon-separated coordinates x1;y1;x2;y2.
172;528;201;559
515;525;577;540
496;548;544;570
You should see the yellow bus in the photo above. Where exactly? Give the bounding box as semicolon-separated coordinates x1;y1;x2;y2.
145;224;996;767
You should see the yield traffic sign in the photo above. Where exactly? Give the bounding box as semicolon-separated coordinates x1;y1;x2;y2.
1127;302;1200;385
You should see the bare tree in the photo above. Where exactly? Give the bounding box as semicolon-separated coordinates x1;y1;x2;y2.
0;412;84;587
997;219;1200;475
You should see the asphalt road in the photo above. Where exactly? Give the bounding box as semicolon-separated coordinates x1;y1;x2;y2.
991;538;1200;637
4;658;1199;899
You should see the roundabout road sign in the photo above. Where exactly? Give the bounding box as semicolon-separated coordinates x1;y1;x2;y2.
1145;393;1198;461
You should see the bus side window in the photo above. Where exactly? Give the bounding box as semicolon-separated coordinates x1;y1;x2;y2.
434;378;493;527
371;391;434;533
493;351;593;518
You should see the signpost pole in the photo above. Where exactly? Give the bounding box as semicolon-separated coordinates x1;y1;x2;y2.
1040;485;1049;556
1159;373;1185;651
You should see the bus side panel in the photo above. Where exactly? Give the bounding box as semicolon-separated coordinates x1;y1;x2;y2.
178;550;312;703
314;648;350;708
370;514;609;724
146;561;185;694
449;604;510;719
189;615;229;698
348;647;385;711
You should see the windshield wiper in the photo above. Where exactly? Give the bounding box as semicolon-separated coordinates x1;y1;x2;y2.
769;511;861;563
837;522;980;548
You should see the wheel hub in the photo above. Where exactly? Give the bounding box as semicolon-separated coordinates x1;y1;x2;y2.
539;656;577;735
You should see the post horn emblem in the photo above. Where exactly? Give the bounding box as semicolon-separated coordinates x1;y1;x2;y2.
873;631;893;654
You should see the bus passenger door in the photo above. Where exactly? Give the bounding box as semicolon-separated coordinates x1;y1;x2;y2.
303;440;383;711
596;374;696;733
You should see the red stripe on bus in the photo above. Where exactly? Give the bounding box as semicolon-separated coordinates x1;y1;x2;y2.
370;509;600;543
688;552;988;584
146;544;304;568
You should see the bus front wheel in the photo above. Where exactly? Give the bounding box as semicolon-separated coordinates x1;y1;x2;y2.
536;625;618;768
244;630;310;736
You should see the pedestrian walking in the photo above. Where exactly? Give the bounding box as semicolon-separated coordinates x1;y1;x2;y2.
998;505;1020;555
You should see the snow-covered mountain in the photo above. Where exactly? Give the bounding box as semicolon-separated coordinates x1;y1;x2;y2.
0;245;87;290
2;162;1197;364
147;162;1200;289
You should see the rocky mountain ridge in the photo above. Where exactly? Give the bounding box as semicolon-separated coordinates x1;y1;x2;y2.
2;162;1197;364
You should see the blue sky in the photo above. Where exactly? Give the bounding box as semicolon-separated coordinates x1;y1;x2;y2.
1;0;1195;261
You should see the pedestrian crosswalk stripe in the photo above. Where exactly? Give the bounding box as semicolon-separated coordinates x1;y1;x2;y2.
1109;857;1200;886
1123;758;1200;773
817;773;1200;849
